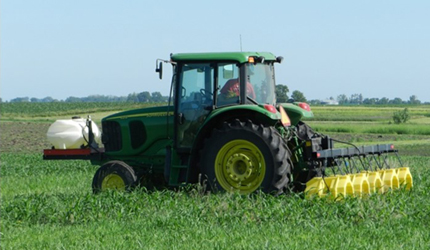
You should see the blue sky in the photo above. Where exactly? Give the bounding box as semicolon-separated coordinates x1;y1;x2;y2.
1;0;430;102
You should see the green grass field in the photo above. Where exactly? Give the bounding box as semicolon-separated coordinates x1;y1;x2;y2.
1;103;430;249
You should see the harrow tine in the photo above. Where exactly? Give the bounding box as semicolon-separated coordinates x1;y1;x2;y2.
350;156;361;174
394;151;404;167
372;153;384;170
362;156;370;171
336;159;345;175
342;157;351;174
355;154;368;172
382;154;391;169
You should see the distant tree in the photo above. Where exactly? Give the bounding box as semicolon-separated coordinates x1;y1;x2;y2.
291;90;307;102
127;93;139;102
137;91;151;102
10;97;30;102
42;96;56;102
106;95;127;102
151;92;164;102
29;96;57;102
65;96;83;102
275;84;289;103
308;99;321;105
349;93;362;104
115;96;128;102
377;97;389;105
409;95;421;105
337;94;348;104
390;97;403;105
0;97;2;103
363;98;378;105
87;95;117;102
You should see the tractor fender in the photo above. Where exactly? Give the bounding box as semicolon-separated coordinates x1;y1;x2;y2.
279;103;314;126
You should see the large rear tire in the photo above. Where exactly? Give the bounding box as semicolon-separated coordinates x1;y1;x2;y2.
199;120;292;195
92;161;137;193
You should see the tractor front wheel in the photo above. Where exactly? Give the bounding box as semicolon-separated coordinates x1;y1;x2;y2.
92;161;137;193
200;120;292;195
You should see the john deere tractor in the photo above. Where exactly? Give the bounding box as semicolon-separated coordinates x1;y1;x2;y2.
44;52;412;197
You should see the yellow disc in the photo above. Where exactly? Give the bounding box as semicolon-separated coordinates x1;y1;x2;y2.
101;173;125;191
214;139;266;194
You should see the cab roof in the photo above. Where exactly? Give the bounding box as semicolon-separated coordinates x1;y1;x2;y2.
170;52;278;64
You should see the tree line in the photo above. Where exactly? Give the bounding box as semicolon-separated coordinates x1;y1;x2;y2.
274;85;426;105
2;86;427;105
2;91;169;103
334;93;422;105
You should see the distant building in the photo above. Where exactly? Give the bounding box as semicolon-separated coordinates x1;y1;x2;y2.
320;99;339;105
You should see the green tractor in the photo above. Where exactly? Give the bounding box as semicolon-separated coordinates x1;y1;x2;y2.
44;52;411;197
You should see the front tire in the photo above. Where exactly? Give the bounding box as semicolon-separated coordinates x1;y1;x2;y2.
199;120;292;195
92;161;137;193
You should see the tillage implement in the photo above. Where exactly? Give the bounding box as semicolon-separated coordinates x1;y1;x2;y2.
43;52;413;198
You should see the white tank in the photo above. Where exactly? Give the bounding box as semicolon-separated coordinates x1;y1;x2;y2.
46;117;101;149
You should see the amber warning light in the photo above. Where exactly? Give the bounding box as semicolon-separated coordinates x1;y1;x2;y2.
278;106;291;127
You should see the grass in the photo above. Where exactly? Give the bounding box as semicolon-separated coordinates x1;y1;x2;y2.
1;154;429;249
1;104;430;249
309;105;430;122
0;102;164;123
306;122;430;135
305;105;430;155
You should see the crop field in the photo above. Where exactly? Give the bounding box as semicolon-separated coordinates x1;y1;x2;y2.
1;103;430;249
0;102;159;123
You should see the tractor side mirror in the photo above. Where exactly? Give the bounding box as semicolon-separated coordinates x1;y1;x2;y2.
155;61;163;79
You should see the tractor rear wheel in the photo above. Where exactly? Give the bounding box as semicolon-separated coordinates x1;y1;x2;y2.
92;161;137;193
199;120;292;195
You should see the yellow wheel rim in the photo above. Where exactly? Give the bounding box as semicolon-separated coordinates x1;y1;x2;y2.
214;139;266;194
101;173;125;191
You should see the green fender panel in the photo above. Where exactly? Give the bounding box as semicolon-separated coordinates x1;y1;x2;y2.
203;104;281;127
279;103;314;126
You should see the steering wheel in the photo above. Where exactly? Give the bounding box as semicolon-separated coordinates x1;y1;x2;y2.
200;89;214;108
260;80;268;101
200;88;213;97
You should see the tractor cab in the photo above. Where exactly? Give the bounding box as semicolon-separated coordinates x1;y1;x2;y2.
157;52;284;151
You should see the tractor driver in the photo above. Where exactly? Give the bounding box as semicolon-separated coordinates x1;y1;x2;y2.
220;78;256;99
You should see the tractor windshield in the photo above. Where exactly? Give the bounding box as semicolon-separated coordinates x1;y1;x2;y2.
245;63;276;105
